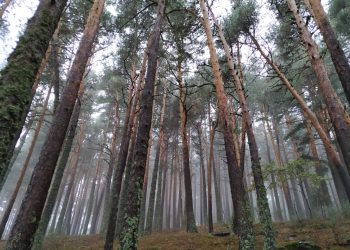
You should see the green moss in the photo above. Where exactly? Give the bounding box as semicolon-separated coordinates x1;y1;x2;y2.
0;1;67;185
283;241;321;250
120;216;139;249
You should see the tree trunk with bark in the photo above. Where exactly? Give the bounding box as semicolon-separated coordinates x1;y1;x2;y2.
287;0;350;173
0;0;68;183
250;33;350;200
145;87;167;234
207;116;217;233
265;113;294;220
305;118;332;207
0;84;52;238
101;99;120;232
82;117;110;235
55;120;86;234
195;122;208;226
262;119;283;221
32;83;85;250
52;40;61;114
199;1;255;248
104;64;141;249
304;0;350;104
178;61;198;233
118;1;166;248
5;1;104;248
211;13;275;247
154;140;167;231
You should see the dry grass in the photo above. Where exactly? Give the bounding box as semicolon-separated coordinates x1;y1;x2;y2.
0;220;349;249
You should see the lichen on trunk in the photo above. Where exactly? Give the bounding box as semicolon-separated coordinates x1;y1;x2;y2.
0;0;68;186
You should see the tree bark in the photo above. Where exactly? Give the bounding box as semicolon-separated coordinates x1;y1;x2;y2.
207;116;217;233
178;61;198;233
145;86;167;234
32;82;85;250
90;181;105;234
250;33;350;200
262;119;283;221
304;0;350;104
55;118;86;234
265;113;294;220
52;41;61;114
139;82;159;234
115;100;140;237
287;0;350;173
101;99;120;232
305;118;332;206
104;64;141;249
211;13;275;247
195;122;208;226
118;1;166;248
83;116;111;235
5;1;104;248
154;141;167;231
0;0;68;183
199;1;255;248
0;84;52;238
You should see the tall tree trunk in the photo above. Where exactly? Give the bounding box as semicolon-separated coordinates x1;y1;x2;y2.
145;86;167;234
71;173;89;235
154;141;167;231
82;118;110;235
0;0;68;182
5;1;104;248
287;0;350;172
119;0;166;243
195;122;208;226
284;115;309;218
115;102;140;238
32;82;85;250
265;114;293;220
199;1;254;248
166;149;175;229
5;116;34;182
212;153;223;223
139;82;159;234
305;119;332;206
104;37;149;248
304;0;350;104
52;41;61;114
90;181;105;234
262;120;283;221
207;116;217;233
101;99;120;232
272;116;295;218
173;156;179;229
104;67;140;249
0;84;52;238
211;13;275;247
55;113;87;234
139;130;153;234
178;61;197;233
250;33;350;200
155;142;168;231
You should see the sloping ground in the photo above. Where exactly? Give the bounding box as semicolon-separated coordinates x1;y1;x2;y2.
0;220;349;249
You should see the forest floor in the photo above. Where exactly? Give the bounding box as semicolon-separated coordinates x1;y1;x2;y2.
1;219;350;249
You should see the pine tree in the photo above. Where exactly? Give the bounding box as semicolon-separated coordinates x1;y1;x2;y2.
0;0;68;186
5;0;105;248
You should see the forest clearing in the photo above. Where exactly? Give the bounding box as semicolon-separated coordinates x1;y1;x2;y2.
0;0;350;249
